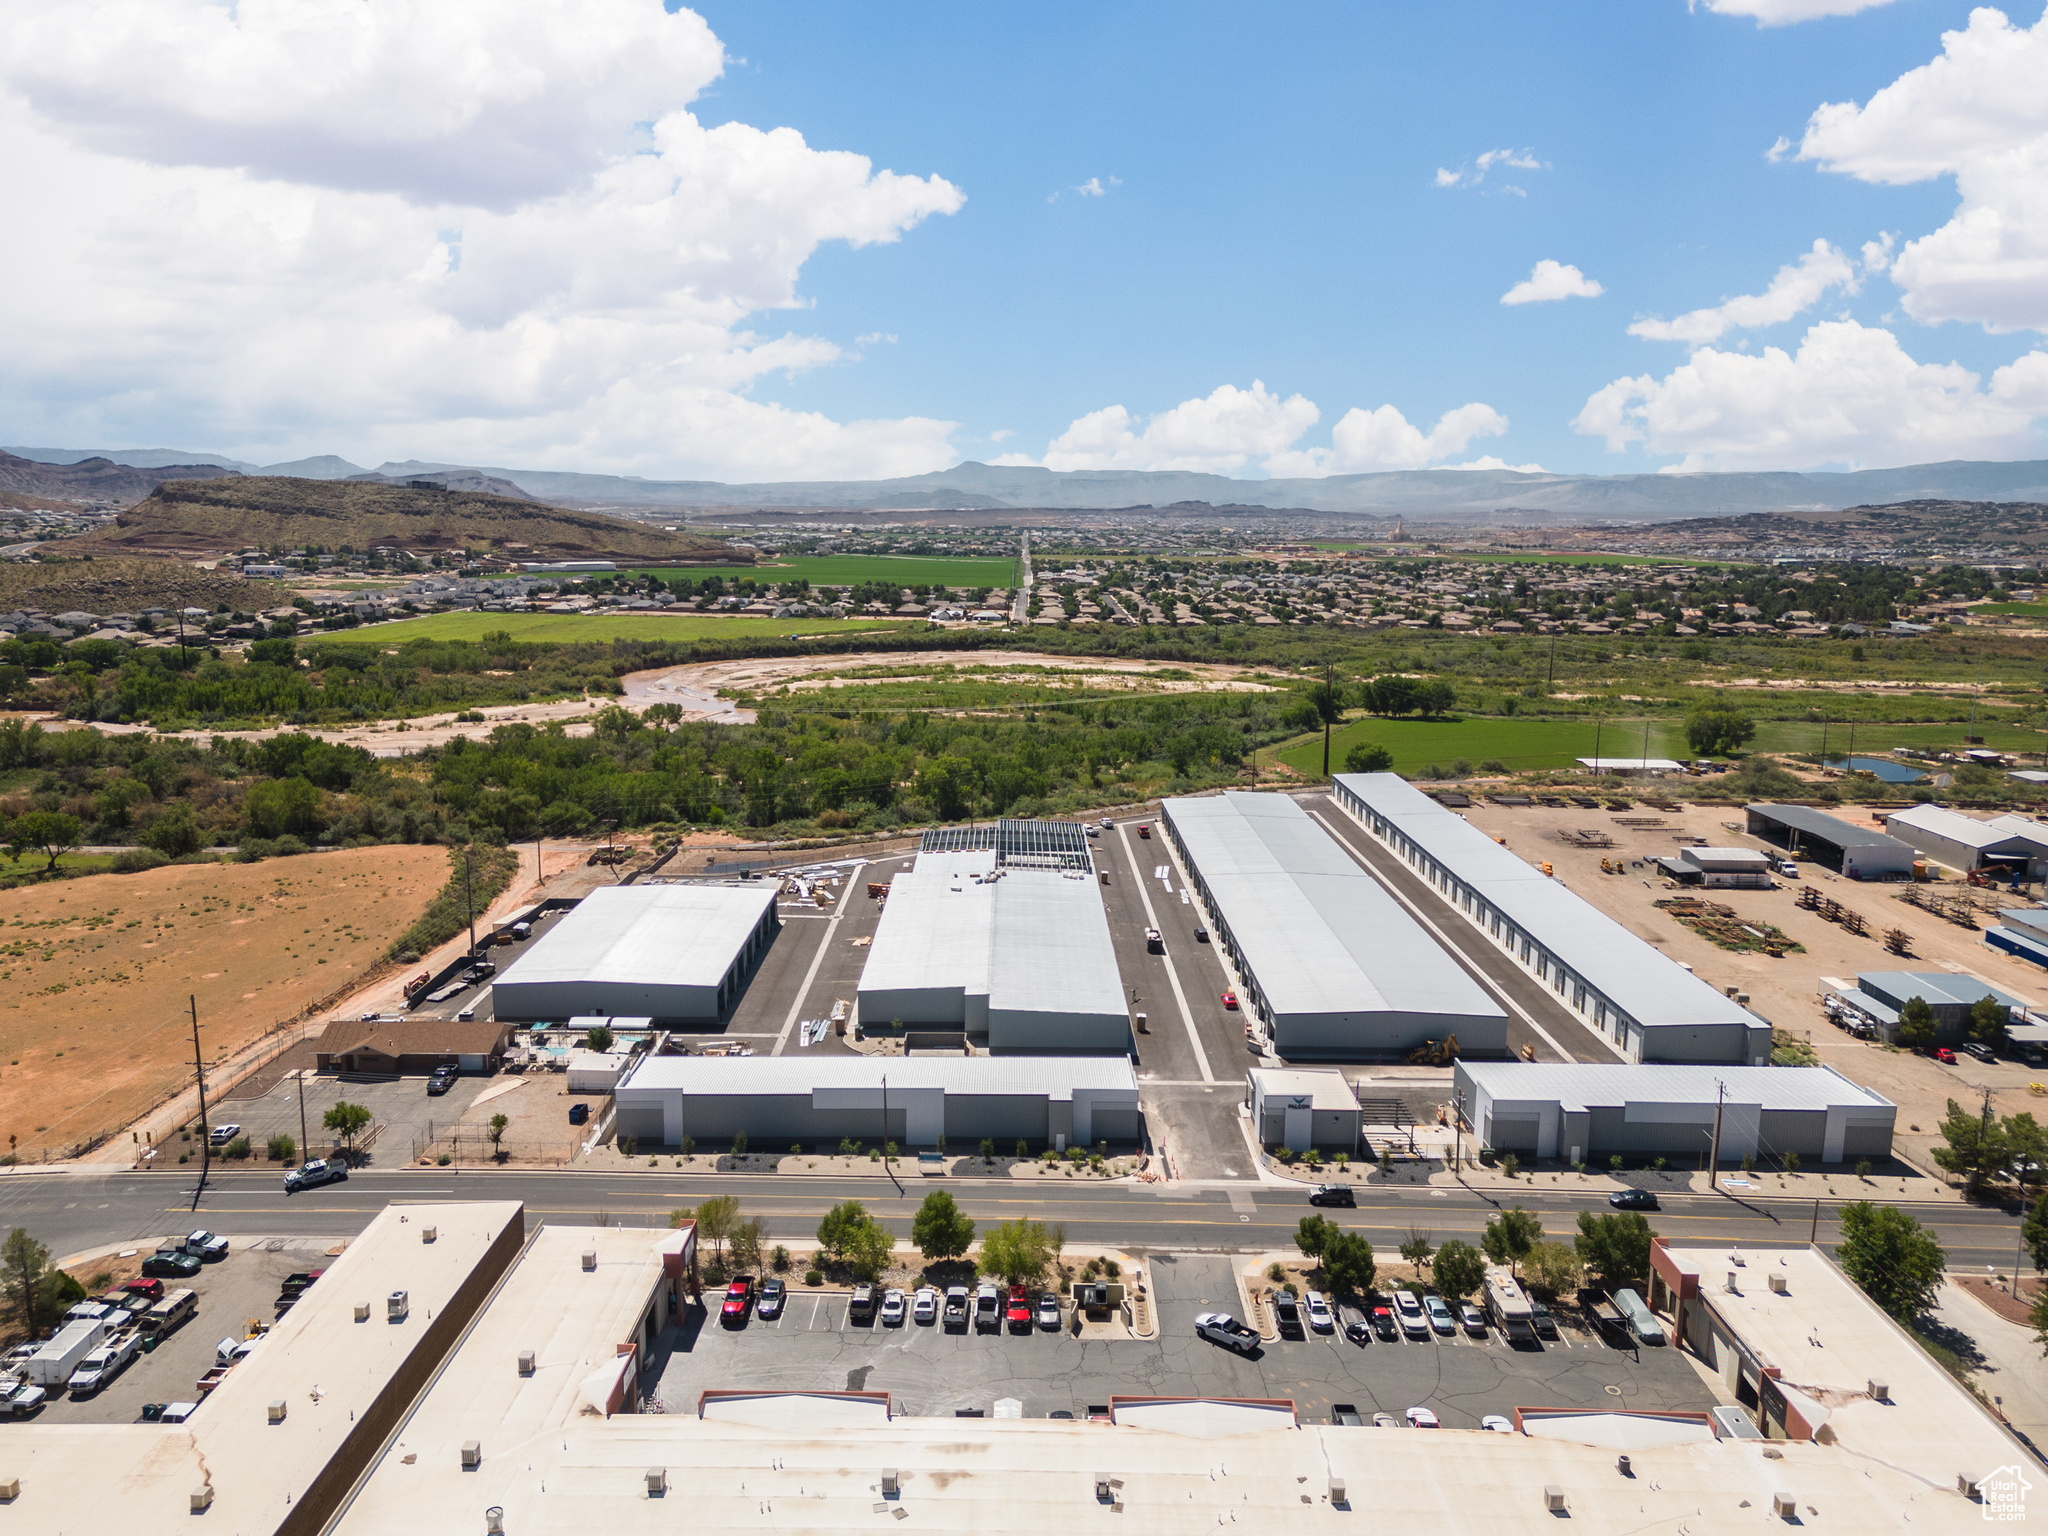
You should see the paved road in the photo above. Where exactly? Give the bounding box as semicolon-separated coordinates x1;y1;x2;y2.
10;1166;2028;1272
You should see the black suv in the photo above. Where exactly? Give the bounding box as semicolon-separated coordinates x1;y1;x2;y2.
1273;1291;1303;1337
1308;1184;1355;1207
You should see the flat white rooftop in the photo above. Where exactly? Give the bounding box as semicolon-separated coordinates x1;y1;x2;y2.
1336;773;1756;1033
1247;1067;1362;1112
619;1053;1138;1099
1163;792;1504;1025
495;883;776;992
1456;1062;1894;1113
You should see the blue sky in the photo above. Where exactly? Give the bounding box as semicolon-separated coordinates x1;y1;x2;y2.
2;0;2045;480
685;0;2036;476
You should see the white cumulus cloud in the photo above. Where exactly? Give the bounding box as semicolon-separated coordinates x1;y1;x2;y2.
1005;384;1510;477
1573;318;2048;470
0;0;967;479
1794;5;2048;333
1627;238;1857;343
1690;0;1903;26
1433;147;1548;190
1031;382;1320;474
1500;259;1605;306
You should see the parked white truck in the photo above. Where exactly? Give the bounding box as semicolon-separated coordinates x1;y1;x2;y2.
25;1318;110;1387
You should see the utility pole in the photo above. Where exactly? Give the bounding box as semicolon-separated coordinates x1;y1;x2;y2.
1547;634;1557;690
881;1073;902;1196
1451;1088;1463;1175
1707;1079;1725;1186
1819;717;1828;764
1592;714;1603;773
297;1062;310;1165
1641;719;1650;771
191;996;212;1203
463;846;477;958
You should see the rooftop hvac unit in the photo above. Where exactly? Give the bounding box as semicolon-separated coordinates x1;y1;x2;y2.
1095;1475;1113;1503
1958;1475;1981;1500
268;1399;287;1424
422;1225;437;1244
354;1302;371;1323
388;1290;409;1321
1617;1455;1632;1478
486;1507;505;1534
518;1350;535;1376
1726;1272;1740;1293
881;1470;899;1498
1868;1379;1889;1403
0;1477;19;1501
582;1249;597;1272
1772;1492;1797;1519
1544;1486;1566;1513
1768;1273;1789;1295
191;1486;215;1512
1328;1478;1346;1506
647;1468;668;1496
461;1441;482;1469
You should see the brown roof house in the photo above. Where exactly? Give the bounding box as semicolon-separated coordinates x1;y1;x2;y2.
315;1017;511;1074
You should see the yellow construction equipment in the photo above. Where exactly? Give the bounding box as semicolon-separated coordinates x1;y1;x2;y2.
1403;1034;1459;1067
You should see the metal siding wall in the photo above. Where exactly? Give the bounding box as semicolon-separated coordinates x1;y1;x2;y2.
1839;1121;1895;1159
1756;1109;1828;1159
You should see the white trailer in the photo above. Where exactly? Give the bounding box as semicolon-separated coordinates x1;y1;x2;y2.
25;1319;109;1386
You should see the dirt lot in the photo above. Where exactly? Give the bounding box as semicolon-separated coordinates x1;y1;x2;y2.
0;845;450;1158
674;649;1281;702
1456;796;2048;1177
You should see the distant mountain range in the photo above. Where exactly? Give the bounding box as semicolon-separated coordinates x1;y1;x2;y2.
9;445;2048;522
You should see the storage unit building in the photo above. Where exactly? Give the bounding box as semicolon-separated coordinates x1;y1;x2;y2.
1883;805;2048;881
1333;773;1770;1065
856;846;1128;1052
1246;1068;1362;1153
1161;792;1508;1060
613;1055;1141;1151
489;884;779;1023
1744;804;1916;880
1454;1061;1896;1166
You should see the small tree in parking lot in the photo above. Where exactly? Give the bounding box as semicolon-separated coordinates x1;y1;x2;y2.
1321;1231;1376;1296
1399;1228;1434;1280
323;1100;372;1158
1431;1240;1486;1300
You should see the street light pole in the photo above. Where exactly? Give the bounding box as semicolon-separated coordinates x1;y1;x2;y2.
190;996;211;1206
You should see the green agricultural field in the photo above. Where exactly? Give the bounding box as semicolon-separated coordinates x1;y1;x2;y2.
1275;716;1691;777
1981;602;2048;619
329;612;912;645
613;553;1021;588
1273;711;2048;779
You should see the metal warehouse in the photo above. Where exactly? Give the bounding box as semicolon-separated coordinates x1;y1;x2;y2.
857;842;1128;1052
1333;772;1770;1065
1453;1061;1896;1166
489;883;779;1023
1883;804;2048;881
1827;969;2028;1047
1654;846;1776;888
1160;792;1508;1059
613;1054;1141;1150
1246;1067;1363;1152
1744;803;1916;880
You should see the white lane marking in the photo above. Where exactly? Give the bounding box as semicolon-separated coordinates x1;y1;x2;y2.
1306;806;1615;1064
773;860;865;1056
1118;825;1214;1083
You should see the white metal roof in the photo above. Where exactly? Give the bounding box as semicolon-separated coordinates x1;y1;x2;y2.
1336;773;1756;1030
857;850;997;1001
1247;1067;1361;1111
1457;1061;1893;1113
1162;793;1504;1023
1886;803;2048;853
1576;757;1685;771
493;884;775;990
617;1053;1138;1099
1746;802;1912;852
857;850;1123;1020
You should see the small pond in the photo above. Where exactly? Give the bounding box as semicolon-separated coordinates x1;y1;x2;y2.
1825;754;1925;784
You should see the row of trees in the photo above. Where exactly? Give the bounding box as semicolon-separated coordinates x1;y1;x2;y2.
1299;1208;1656;1303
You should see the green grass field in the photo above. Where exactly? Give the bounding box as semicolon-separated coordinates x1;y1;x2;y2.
613;554;1020;588
330;613;913;645
1981;602;2048;618
1274;712;2048;777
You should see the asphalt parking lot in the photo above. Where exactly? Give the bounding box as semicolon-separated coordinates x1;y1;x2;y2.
650;1253;1718;1426
26;1240;335;1424
213;1070;494;1168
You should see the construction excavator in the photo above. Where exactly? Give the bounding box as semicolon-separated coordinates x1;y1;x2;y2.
1403;1034;1459;1067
